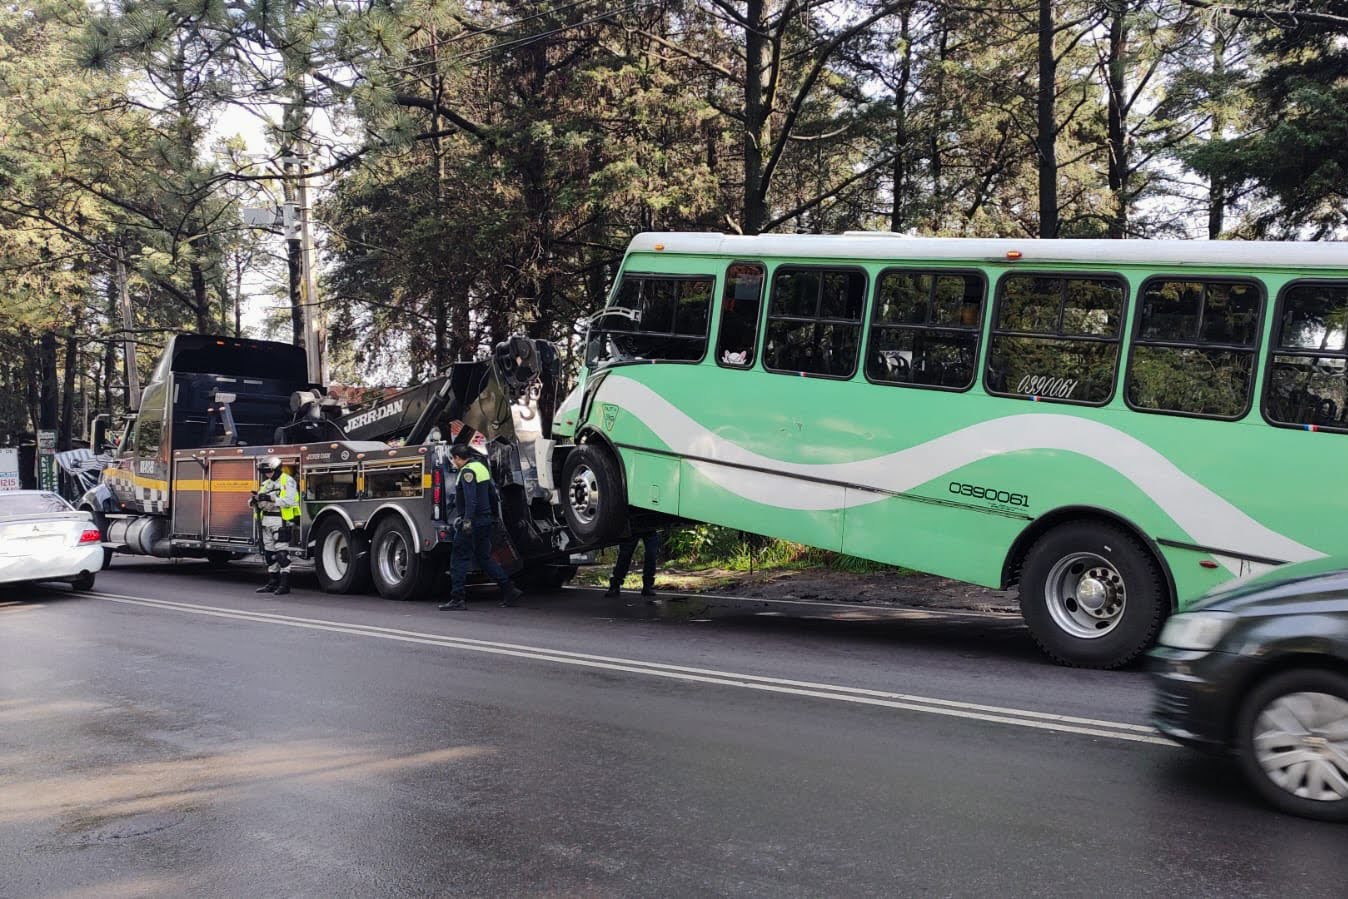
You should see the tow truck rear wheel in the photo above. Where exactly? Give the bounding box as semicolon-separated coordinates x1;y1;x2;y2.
561;444;626;543
370;516;436;601
313;517;372;594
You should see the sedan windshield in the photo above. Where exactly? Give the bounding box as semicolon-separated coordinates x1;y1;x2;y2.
0;493;73;517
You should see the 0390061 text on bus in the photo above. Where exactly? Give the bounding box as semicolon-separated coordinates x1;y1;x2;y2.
554;232;1348;669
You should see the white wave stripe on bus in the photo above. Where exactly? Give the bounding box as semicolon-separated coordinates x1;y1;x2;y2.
598;375;1323;568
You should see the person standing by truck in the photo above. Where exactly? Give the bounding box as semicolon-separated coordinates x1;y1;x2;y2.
439;445;523;611
251;457;301;595
605;530;663;598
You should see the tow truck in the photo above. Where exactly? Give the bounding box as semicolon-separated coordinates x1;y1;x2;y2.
81;334;585;598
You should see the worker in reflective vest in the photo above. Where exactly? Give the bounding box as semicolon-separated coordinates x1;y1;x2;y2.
439;445;522;611
251;457;301;595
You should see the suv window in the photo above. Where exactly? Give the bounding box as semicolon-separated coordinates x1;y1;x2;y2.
1126;279;1262;419
1266;280;1348;431
984;274;1126;405
866;269;984;390
763;267;866;378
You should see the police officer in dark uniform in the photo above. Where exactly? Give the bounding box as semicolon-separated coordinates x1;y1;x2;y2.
439;445;523;611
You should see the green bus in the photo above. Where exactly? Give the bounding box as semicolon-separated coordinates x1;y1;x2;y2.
552;232;1348;668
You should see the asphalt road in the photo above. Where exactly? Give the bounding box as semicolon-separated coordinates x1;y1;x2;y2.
2;560;1344;898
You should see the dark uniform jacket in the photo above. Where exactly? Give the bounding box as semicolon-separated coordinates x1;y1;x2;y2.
453;459;498;523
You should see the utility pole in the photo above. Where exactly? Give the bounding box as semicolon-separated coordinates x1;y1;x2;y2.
115;245;140;410
283;152;324;386
296;147;325;386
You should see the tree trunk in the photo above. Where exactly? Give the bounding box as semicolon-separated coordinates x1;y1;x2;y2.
742;0;773;234
890;7;915;233
190;257;211;332
59;329;78;450
39;330;59;434
1208;25;1228;239
1036;0;1060;238
1106;4;1129;239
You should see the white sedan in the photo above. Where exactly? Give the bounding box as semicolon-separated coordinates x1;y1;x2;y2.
0;491;103;591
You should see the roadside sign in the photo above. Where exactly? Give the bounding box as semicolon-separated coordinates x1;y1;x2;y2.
37;430;57;492
0;447;19;491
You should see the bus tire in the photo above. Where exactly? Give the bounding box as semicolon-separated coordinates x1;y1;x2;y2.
370;517;432;601
561;444;626;543
1019;521;1167;669
313;516;372;595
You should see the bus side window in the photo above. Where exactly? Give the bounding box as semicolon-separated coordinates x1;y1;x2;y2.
763;267;866;379
715;262;766;369
1265;280;1348;431
984;274;1126;405
866;269;984;391
1125;278;1263;419
604;275;715;362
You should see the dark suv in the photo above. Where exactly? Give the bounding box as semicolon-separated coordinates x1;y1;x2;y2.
1150;557;1348;822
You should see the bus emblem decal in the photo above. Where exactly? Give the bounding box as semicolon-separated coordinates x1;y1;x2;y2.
602;404;617;432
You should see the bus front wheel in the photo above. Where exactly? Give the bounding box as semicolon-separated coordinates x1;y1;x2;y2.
1019;521;1167;669
561;445;626;543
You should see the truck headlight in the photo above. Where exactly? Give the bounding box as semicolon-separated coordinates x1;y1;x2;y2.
1158;611;1238;651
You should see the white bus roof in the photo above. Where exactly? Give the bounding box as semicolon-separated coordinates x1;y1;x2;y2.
626;232;1348;270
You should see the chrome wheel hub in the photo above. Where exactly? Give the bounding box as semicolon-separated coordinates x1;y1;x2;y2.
323;530;350;579
376;531;409;584
1045;554;1126;639
1254;692;1348;802
568;465;600;525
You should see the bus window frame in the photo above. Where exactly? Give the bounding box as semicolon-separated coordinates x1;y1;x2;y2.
596;271;718;367
983;270;1129;408
1124;274;1266;423
715;260;768;371
761;263;870;381
1261;277;1348;434
862;266;988;394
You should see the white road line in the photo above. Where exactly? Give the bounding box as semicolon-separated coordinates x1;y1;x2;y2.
88;591;1174;747
561;585;1022;620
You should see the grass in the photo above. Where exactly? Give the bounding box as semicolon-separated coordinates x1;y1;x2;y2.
575;524;911;592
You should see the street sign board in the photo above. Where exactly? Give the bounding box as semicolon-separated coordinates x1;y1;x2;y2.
0;447;19;491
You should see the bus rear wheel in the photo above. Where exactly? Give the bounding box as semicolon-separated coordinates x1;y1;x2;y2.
1019;521;1167;669
561;444;626;543
314;516;371;595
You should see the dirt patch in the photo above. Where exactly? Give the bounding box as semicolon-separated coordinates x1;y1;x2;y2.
579;565;1021;615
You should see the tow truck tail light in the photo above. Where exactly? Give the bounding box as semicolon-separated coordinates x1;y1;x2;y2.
78;528;102;545
431;466;442;513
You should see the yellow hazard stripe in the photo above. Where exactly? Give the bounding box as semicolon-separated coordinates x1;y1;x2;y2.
174;478;256;493
422;473;432;488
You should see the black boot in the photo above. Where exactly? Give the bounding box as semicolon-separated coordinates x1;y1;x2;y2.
640;582;656;598
604;578;622;598
255;574;278;594
439;597;467;611
273;572;291;596
499;585;523;607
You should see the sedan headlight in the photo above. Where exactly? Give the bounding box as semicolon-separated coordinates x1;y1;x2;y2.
1158;611;1238;651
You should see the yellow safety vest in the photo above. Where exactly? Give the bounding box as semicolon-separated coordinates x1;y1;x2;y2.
259;472;301;521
